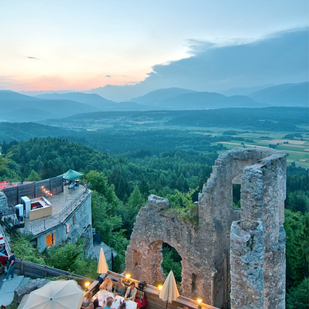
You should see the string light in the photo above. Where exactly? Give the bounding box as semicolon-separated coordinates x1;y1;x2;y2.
41;186;53;196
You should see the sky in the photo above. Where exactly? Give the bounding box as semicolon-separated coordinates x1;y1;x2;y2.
0;0;308;99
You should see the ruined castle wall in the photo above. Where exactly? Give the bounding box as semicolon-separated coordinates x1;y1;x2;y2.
230;150;286;309
261;152;286;309
199;148;276;308
126;148;286;309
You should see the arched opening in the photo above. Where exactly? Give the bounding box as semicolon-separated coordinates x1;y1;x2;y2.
161;243;182;283
232;184;241;208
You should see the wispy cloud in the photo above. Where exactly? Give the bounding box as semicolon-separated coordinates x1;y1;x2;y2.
105;75;111;78
27;56;39;60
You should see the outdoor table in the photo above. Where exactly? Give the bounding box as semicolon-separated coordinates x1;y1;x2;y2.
96;290;137;309
68;184;74;193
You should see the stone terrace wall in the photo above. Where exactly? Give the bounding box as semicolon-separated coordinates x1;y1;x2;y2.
126;148;286;309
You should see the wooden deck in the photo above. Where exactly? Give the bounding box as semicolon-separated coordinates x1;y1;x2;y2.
12;259;217;309
107;271;217;309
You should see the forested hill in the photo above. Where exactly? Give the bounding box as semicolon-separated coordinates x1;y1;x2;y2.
1;137;215;201
0;122;74;142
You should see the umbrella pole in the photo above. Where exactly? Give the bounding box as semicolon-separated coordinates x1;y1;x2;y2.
166;299;168;309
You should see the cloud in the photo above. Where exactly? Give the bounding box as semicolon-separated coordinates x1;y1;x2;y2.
27;56;39;60
105;75;111;78
90;28;309;101
140;27;308;92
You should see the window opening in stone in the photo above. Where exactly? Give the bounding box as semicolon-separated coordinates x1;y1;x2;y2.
233;184;241;208
161;243;182;283
192;273;197;292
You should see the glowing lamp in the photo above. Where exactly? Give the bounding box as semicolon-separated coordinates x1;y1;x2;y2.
85;281;90;288
158;285;163;291
125;274;130;279
197;298;202;309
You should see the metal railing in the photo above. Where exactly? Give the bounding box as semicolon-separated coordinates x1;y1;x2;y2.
57;188;89;223
26;188;90;234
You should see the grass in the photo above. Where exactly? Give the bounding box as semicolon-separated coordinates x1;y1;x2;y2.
210;128;309;168
6;300;19;309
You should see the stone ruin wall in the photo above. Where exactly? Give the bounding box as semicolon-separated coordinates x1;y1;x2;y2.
125;148;286;309
230;150;286;309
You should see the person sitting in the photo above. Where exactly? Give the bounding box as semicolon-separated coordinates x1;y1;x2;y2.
81;292;93;308
124;282;137;301
118;302;126;309
113;278;125;296
103;298;113;309
135;293;147;309
100;277;113;292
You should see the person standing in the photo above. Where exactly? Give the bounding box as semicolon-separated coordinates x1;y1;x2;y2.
3;250;15;281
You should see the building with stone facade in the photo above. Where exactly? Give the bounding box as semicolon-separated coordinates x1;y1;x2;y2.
125;148;286;309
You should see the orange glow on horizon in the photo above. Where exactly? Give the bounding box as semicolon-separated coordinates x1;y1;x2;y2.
4;73;145;93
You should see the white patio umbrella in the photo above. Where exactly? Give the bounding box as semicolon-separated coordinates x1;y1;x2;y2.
18;280;83;309
159;270;180;309
97;247;108;274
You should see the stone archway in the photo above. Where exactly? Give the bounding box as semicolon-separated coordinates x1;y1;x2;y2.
125;195;207;299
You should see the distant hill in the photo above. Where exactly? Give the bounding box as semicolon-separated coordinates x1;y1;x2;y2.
141;91;266;109
219;84;273;96
1;108;56;123
35;92;117;109
129;87;197;105
0;90;99;122
35;92;151;111
0;91;151;122
249;82;309;107
0;90;41;101
0;122;74;142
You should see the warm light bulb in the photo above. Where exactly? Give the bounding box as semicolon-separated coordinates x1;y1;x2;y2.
85;281;90;288
125;274;130;279
158;285;163;291
197;298;202;304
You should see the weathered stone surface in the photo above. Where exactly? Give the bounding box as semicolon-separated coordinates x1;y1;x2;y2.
125;148;286;309
14;278;50;303
230;220;264;309
230;149;286;309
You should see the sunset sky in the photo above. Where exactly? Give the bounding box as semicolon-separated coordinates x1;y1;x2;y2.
1;0;308;94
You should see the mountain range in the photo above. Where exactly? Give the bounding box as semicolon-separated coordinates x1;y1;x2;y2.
0;82;307;122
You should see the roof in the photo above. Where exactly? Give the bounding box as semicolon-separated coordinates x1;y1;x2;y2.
62;169;84;181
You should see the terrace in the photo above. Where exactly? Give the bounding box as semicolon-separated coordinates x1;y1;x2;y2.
24;185;89;235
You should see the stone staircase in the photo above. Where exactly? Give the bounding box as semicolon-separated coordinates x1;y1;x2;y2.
0;274;30;307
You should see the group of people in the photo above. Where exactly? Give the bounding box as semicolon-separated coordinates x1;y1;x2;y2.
100;278;137;301
81;277;146;309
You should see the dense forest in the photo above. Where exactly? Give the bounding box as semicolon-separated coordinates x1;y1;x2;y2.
0;137;308;308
